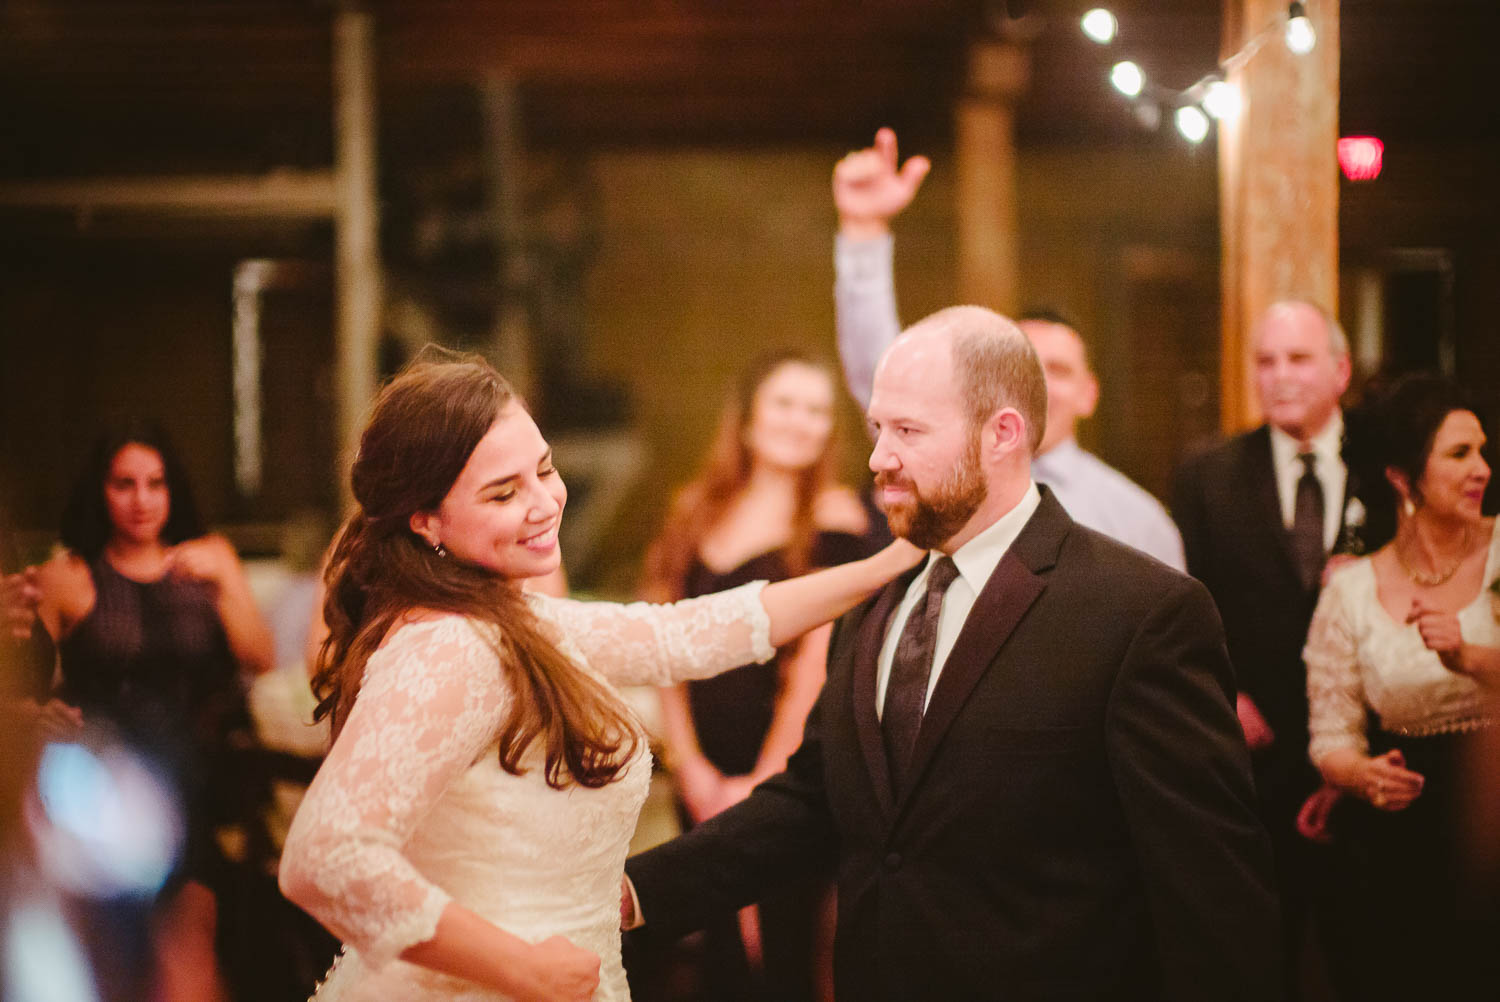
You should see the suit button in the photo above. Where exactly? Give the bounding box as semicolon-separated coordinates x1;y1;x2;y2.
883;852;902;871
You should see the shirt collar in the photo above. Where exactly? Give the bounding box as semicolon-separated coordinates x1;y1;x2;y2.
928;480;1043;594
1269;411;1343;472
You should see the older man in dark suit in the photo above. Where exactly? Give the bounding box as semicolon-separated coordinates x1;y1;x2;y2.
625;306;1280;1002
1171;300;1353;999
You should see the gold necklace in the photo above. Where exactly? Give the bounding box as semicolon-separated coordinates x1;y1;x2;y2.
1395;525;1475;587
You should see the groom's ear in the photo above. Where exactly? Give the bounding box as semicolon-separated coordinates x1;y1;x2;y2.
984;407;1027;458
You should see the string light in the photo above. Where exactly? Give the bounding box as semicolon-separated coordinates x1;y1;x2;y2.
1110;61;1144;98
1202;79;1241;120
1081;8;1118;45
1175;106;1210;144
1285;1;1317;54
1084;2;1316;144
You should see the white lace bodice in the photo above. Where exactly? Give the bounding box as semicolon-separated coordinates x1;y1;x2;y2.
280;583;773;1001
1305;524;1500;763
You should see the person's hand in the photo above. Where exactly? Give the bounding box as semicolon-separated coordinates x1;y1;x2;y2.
1408;598;1465;672
12;698;83;742
876;537;927;577
1236;692;1275;751
1359;749;1424;811
619;876;637;929
718;773;760;809
1295;783;1343;843
2;567;42;640
832;127;931;240
165;536;236;588
1321;553;1358;587
674;756;728;824
516;935;600;1002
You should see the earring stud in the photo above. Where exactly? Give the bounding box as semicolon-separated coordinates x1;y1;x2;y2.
433;541;448;558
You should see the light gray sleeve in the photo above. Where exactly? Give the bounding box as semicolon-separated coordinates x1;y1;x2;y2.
1142;508;1188;573
833;232;902;416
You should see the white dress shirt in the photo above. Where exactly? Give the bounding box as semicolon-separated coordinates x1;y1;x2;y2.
875;482;1043;716
1267;413;1346;552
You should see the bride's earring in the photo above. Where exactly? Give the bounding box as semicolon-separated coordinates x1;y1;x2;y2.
432;540;448;558
1402;497;1416;518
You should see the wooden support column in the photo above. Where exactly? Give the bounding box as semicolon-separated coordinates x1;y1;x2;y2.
334;6;382;504
955;38;1029;314
1218;0;1340;431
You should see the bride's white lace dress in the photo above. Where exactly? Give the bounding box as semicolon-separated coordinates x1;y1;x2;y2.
280;583;773;1001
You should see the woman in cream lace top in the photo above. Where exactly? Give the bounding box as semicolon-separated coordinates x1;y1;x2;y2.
277;351;919;1002
1302;373;1499;1000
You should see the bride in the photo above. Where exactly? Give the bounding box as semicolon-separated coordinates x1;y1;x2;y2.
278;351;919;1001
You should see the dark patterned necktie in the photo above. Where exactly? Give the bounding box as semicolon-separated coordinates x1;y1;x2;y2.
882;556;960;793
1291;452;1326;590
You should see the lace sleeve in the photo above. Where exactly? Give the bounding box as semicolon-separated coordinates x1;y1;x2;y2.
1304;571;1369;764
279;618;508;969
530;581;775;687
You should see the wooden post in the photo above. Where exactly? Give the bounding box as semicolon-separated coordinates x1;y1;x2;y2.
334;6;382;505
955;38;1029;314
1219;0;1340;432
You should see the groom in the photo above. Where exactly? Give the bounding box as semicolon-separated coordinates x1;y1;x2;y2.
625;306;1281;1001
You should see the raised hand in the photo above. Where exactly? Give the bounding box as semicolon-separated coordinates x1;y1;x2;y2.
833;127;931;239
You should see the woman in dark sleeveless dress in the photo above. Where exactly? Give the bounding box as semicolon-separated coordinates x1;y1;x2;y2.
33;421;274;1002
637;351;876;1002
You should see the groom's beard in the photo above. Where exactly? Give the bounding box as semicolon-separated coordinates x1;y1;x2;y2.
876;434;987;551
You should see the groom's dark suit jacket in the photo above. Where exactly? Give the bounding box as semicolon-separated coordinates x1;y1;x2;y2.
628;489;1280;1002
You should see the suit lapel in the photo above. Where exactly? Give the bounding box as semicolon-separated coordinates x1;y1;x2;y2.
851;565;922;819
893;491;1066;815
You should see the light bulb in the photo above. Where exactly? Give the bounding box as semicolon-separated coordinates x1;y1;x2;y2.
1081;8;1118;45
1203;80;1241;120
1110;61;1144;98
1286;2;1316;54
1175;105;1210;144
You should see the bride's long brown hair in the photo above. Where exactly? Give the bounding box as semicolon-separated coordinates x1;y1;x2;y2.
311;350;638;789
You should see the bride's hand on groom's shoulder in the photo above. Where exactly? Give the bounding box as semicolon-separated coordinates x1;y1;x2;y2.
518;935;600;1002
878;537;926;574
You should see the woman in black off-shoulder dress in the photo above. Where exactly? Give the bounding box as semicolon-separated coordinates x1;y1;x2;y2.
636;351;878;1002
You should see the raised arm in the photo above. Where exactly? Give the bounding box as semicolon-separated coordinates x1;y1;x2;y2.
279;618;597;998
832;127;929;413
538;539;921;688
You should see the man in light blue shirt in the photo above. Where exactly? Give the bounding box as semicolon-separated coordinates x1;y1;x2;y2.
832;128;1185;570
